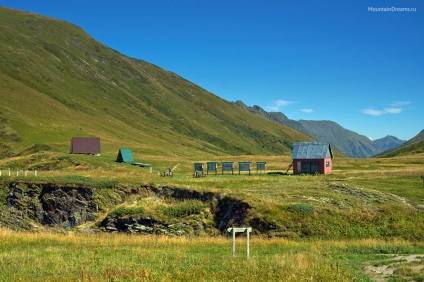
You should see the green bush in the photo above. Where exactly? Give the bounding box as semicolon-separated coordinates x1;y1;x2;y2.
57;155;72;161
287;204;315;216
163;200;206;218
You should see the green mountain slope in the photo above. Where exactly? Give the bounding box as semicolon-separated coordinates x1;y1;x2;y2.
0;6;312;158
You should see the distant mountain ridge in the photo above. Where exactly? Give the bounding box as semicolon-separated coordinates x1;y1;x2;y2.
298;120;383;158
233;101;317;139
233;101;407;158
372;136;406;152
376;130;424;157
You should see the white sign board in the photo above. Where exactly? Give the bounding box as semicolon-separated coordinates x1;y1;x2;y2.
227;227;252;259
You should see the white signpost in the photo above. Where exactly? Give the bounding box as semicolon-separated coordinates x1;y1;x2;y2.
227;227;252;259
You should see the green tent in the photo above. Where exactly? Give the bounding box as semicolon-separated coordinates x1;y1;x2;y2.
116;148;134;163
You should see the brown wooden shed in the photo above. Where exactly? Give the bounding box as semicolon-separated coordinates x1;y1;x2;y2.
70;137;101;155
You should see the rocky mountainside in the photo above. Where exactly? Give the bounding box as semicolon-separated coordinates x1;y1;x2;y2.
0;7;312;159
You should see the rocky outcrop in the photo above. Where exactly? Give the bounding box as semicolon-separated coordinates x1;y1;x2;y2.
1;182;256;235
5;182;98;230
150;186;220;202
99;186;256;236
214;196;251;231
100;216;211;236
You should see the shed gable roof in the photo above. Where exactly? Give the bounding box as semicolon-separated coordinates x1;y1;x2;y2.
292;142;333;159
116;148;134;162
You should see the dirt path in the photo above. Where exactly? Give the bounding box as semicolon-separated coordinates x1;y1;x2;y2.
364;254;424;281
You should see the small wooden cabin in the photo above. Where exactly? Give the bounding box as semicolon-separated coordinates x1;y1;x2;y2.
70;137;101;155
292;142;333;174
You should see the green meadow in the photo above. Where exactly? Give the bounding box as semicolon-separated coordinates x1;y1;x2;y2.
0;231;423;281
1;152;424;281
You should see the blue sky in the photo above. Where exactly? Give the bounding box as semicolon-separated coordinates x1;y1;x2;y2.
1;0;423;140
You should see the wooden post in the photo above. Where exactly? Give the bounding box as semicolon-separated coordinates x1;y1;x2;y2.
246;229;250;259
232;228;236;257
34;170;37;177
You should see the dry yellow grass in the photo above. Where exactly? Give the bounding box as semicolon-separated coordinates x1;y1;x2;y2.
1;229;423;281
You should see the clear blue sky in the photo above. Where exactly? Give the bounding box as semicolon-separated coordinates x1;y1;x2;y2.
1;0;423;140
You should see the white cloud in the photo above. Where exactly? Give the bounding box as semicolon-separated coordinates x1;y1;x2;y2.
301;108;313;113
389;101;411;107
265;99;296;111
362;108;384;116
362;107;403;116
384;107;402;114
275;99;294;107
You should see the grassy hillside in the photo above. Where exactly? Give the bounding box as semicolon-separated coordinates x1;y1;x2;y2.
0;6;312;159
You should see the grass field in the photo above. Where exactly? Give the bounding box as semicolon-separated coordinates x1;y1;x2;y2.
1;229;424;281
1;152;424;280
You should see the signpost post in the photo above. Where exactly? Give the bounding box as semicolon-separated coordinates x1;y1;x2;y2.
227;227;252;259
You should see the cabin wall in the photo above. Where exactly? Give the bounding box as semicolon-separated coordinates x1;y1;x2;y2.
323;157;332;174
293;158;332;174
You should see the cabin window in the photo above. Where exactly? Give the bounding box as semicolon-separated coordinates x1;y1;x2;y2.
326;161;330;168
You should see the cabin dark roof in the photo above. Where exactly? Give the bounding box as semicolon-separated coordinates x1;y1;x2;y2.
292;142;333;159
70;137;100;154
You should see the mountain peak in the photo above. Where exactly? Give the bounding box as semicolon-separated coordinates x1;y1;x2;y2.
373;136;406;152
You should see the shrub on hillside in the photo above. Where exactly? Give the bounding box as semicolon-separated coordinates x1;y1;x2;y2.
287;203;315;216
163;200;206;218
